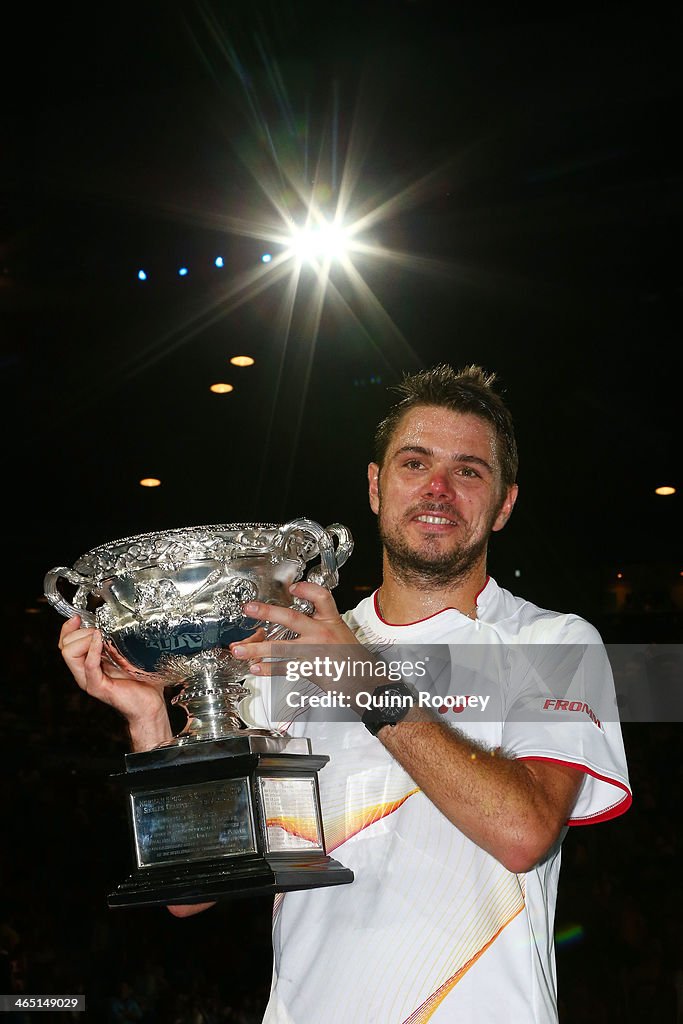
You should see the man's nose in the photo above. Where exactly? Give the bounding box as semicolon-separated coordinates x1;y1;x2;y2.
423;468;454;499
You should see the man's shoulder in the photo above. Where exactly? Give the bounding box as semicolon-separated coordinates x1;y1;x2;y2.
481;579;604;644
342;594;375;634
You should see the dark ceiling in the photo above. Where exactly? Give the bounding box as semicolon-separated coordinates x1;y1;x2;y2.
3;1;682;615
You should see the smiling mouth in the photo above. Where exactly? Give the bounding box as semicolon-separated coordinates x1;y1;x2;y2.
414;514;457;526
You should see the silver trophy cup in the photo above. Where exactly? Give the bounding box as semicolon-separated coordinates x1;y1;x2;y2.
44;518;355;907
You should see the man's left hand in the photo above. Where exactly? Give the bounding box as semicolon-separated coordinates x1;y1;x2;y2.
229;580;363;677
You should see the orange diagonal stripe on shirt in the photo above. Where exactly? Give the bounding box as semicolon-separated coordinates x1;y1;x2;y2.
401;903;526;1024
325;789;420;852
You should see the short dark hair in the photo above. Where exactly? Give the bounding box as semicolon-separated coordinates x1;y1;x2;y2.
373;363;518;489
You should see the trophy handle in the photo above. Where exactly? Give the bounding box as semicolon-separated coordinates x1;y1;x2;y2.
324;523;354;573
43;567;97;627
276;518;354;590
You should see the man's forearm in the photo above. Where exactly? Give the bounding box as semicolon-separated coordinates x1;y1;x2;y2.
376;708;579;873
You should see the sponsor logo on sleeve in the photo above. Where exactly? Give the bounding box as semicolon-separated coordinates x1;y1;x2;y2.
542;698;602;729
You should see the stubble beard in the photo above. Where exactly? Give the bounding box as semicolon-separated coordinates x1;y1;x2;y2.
378;504;495;590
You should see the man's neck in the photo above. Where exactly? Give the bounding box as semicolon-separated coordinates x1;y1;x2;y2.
376;557;488;625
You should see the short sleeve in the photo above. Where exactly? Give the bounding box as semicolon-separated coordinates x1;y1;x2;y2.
501;628;632;824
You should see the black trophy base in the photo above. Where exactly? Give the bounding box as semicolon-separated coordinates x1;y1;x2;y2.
108;853;354;908
108;733;354;909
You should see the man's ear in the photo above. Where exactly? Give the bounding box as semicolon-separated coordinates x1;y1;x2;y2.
492;483;518;533
368;463;380;515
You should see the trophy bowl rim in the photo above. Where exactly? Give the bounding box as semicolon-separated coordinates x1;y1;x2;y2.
70;521;315;577
86;522;281;553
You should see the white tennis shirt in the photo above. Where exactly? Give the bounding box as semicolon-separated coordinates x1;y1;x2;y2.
250;577;631;1024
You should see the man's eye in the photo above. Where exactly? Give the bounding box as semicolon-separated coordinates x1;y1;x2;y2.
404;459;424;469
458;467;479;478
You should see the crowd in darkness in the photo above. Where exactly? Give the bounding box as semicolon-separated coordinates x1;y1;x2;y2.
1;600;682;1022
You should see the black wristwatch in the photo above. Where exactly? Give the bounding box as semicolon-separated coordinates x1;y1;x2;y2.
362;681;415;736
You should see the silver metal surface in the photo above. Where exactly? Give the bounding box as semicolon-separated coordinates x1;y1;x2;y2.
44;519;353;745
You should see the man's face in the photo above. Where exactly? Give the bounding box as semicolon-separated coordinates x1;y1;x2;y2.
367;405;518;585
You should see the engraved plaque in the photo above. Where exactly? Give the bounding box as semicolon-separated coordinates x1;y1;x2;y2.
259;775;324;853
131;777;256;868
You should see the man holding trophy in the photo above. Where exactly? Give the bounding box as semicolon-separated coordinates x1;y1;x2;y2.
57;364;631;1023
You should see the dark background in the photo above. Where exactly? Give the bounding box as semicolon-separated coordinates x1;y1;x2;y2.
3;0;682;615
1;2;682;1021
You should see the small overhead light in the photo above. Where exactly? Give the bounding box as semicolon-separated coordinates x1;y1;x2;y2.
140;478;161;488
214;256;224;268
616;572;624;579
655;485;676;495
210;383;234;394
137;270;147;281
261;253;272;263
230;356;255;367
178;267;189;277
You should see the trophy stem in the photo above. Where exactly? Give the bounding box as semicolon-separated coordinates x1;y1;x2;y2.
165;678;280;746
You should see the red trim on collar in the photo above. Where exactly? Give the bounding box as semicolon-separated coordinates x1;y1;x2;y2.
373;577;490;626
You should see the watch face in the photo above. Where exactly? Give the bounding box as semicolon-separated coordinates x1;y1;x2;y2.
371;684;413;721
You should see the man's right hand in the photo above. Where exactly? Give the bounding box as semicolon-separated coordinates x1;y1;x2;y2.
59;615;172;750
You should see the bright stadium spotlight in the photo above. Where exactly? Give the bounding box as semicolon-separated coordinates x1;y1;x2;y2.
289;220;349;264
